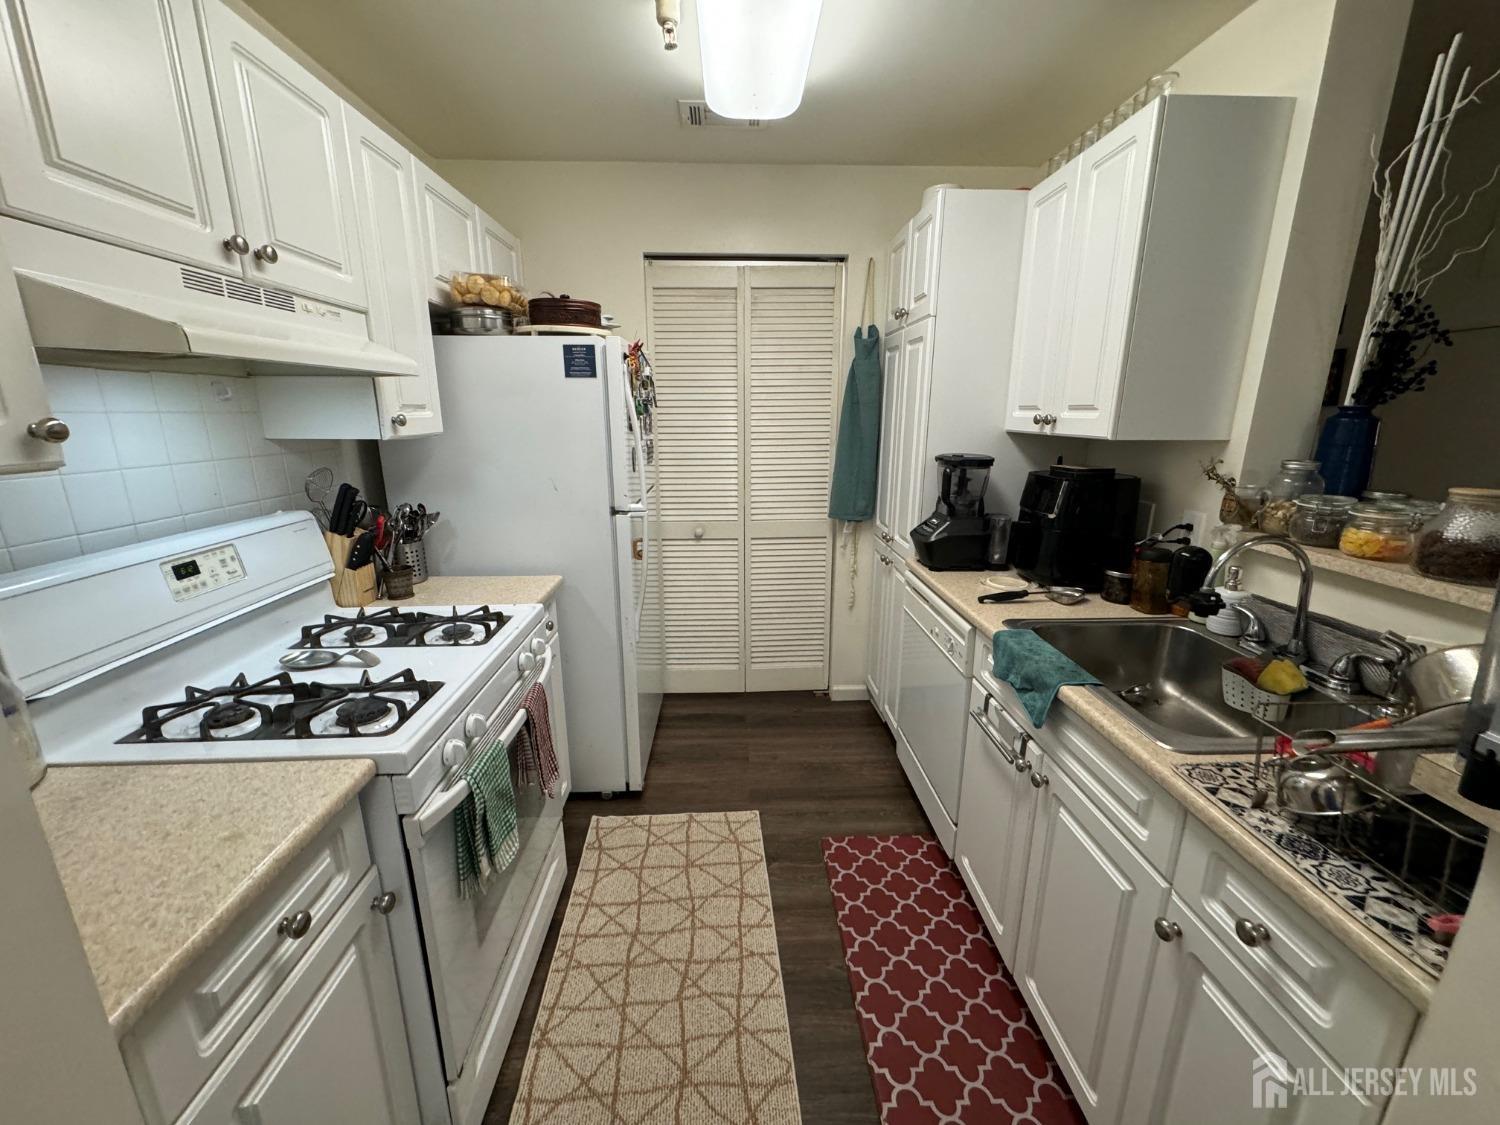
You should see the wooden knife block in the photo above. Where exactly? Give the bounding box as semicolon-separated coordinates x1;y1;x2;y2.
324;530;376;608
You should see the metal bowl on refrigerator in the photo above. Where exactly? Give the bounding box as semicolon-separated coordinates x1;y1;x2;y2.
448;305;513;335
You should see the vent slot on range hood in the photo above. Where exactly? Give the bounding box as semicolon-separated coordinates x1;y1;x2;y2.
180;267;298;313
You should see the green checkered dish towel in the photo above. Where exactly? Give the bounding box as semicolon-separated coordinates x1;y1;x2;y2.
455;725;521;900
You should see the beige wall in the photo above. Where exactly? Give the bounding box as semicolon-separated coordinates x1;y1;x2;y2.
438;159;1034;694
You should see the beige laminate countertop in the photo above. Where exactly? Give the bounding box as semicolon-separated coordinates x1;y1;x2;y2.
33;758;375;1035
373;574;562;609
907;561;1440;1009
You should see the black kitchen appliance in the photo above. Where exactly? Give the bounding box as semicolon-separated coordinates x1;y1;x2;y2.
1009;465;1141;591
912;454;996;571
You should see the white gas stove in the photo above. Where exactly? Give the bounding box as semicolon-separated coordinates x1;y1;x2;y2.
0;511;571;1125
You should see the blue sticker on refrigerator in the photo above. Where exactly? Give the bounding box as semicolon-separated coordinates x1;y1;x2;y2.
562;344;598;378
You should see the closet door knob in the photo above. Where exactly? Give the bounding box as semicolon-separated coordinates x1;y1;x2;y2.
223;234;250;255
692;526;705;540
253;243;279;264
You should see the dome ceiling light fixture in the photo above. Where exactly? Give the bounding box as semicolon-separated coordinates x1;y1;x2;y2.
697;0;823;120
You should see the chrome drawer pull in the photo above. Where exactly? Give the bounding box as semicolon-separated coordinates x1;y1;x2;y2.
1154;917;1182;942
277;910;312;940
1235;917;1271;947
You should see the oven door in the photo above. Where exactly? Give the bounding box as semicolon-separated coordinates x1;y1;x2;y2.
401;646;566;1082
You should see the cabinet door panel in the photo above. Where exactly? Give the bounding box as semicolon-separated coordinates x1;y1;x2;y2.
0;236;60;472
905;196;940;323
955;699;1033;968
0;0;236;269
865;552;889;713
479;209;523;284
416;163;481;305
891;323;932;560
1053;106;1158;438
346;110;441;438
880;565;906;726
1124;895;1380;1124
202;4;365;306
884;222;910;332
1006;163;1075;433
873;331;902;540
1016;748;1168;1121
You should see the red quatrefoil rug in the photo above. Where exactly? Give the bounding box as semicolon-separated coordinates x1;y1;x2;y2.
822;835;1084;1125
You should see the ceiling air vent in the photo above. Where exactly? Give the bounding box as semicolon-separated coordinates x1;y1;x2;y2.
678;99;766;129
179;267;295;313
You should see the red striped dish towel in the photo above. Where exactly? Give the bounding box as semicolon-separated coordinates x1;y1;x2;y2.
517;681;561;798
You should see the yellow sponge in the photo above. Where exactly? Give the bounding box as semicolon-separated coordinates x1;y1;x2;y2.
1256;658;1308;696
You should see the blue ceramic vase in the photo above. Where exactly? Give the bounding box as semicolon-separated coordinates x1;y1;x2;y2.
1315;405;1380;497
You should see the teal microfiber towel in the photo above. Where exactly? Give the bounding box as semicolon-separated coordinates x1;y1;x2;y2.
991;629;1101;727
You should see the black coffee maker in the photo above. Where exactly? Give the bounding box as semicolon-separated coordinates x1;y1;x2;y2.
1009;465;1141;591
912;454;995;571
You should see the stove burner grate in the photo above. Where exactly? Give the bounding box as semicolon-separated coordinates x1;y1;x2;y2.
294;606;512;649
118;670;443;744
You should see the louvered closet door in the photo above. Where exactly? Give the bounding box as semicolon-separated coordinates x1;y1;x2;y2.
646;260;841;693
744;264;839;691
647;263;744;692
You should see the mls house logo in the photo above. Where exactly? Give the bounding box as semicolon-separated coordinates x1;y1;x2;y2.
1252;1053;1289;1110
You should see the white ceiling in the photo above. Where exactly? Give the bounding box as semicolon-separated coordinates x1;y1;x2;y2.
242;0;1254;166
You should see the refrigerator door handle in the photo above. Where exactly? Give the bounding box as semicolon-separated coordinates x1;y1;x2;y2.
612;503;648;516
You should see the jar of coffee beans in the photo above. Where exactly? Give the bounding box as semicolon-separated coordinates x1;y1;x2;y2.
1412;488;1500;587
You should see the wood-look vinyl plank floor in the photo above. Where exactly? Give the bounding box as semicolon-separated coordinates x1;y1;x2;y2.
484;691;927;1125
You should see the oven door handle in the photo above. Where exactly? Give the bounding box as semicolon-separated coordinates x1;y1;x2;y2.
408;706;530;846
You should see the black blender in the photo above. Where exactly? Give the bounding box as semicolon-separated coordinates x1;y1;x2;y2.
912;454;996;571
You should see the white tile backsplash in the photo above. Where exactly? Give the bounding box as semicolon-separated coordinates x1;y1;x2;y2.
0;368;345;572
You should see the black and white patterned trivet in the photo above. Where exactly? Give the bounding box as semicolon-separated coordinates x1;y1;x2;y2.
1175;760;1449;976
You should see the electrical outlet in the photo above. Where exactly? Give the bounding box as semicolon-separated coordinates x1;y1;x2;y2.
1182;509;1207;544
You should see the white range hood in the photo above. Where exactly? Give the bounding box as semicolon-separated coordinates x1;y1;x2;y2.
2;218;416;378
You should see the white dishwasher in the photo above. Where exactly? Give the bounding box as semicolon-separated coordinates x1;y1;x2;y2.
894;578;973;852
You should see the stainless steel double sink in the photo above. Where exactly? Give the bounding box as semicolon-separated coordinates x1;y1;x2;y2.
1003;616;1377;753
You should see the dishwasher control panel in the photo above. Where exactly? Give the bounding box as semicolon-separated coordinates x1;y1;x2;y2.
161;544;246;602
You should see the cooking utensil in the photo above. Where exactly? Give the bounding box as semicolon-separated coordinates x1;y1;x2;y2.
279;649;380;670
527;293;602;328
1275;755;1375;817
1396;643;1481;715
978;584;1087;606
303;467;334;529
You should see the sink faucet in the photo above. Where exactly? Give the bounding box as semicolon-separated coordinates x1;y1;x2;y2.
1205;536;1313;662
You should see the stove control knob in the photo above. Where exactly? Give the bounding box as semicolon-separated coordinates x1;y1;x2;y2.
519;651;538;674
442;738;466;768
464;715;488;741
530;638;548;657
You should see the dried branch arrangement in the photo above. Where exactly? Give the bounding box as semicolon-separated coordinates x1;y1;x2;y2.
1348;32;1500;405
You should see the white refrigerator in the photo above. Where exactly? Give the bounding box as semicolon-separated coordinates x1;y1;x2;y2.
381;335;662;795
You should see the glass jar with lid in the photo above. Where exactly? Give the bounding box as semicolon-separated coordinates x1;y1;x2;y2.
1289;494;1356;548
1413;488;1500;586
1339;502;1414;562
1260;460;1325;535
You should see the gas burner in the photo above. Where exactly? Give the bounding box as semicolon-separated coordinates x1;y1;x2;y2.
294;606;512;649
118;670;443;743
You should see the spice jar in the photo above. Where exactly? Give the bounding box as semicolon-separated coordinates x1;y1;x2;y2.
1260;460;1325;536
1289;494;1356;548
1101;569;1133;605
1220;481;1264;528
1405;498;1442;532
1130;543;1174;615
1339;502;1414;562
1413;488;1500;587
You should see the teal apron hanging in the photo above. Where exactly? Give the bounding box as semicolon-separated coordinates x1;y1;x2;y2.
828;262;882;522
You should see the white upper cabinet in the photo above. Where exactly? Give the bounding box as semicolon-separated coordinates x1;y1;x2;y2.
415;163;482;305
904;193;940;324
873;330;902;542
891;321;932;560
884;221;909;332
1006;94;1292;440
200;1;366;308
345;108;441;438
0;0;237;271
479;209;523;284
1006;162;1074;432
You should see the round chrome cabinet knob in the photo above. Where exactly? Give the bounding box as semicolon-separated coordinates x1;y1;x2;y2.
223;234;250;255
278;910;312;939
1235;917;1271;947
27;416;70;443
390;413;408;428
253;243;279;263
370;891;397;915
1153;917;1182;942
1033;413;1044;426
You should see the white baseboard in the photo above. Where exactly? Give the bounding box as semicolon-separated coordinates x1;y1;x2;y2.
827;684;870;702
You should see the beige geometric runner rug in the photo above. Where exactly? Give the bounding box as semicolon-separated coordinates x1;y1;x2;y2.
512;811;802;1124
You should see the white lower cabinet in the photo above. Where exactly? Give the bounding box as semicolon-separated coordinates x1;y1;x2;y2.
1123;893;1378;1124
177;865;418;1125
866;551;905;727
1014;744;1170;1121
